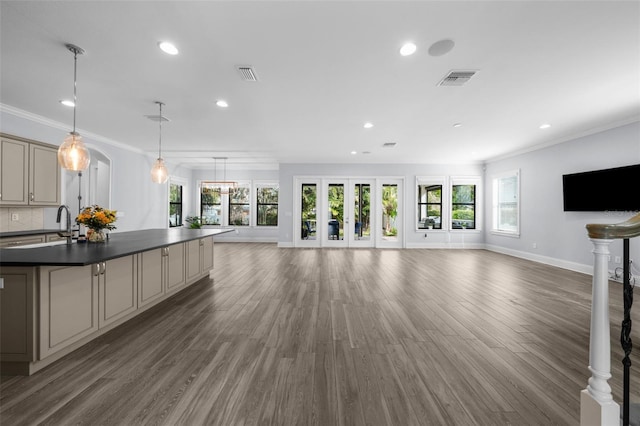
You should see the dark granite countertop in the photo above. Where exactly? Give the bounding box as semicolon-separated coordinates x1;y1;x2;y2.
0;229;63;238
0;228;233;267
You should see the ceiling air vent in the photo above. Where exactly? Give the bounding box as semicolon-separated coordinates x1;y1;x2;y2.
383;142;397;148
237;65;258;81
438;70;477;86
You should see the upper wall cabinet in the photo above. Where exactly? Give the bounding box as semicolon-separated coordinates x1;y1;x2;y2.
0;134;61;206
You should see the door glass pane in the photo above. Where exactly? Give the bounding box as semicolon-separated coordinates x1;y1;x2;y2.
301;184;317;240
382;184;398;241
354;184;371;240
328;184;344;240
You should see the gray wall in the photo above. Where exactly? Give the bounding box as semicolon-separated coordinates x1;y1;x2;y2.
191;168;279;242
278;162;485;247
484;121;640;274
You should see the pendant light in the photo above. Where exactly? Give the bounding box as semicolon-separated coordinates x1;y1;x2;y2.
150;101;169;184
57;44;90;171
208;157;237;195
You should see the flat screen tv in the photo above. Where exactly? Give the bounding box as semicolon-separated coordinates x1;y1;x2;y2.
562;164;640;212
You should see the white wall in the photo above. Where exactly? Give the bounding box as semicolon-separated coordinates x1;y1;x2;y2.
484;121;640;274
1;108;193;233
278;162;485;247
191;168;279;242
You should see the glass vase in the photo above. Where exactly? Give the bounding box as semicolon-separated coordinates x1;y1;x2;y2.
87;229;106;243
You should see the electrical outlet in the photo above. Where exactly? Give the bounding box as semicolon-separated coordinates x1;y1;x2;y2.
614;256;622;264
532;242;537;249
11;213;19;221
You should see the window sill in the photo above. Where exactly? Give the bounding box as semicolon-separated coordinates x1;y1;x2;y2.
490;230;520;238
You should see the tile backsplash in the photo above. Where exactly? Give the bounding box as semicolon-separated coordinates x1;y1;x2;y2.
0;207;45;232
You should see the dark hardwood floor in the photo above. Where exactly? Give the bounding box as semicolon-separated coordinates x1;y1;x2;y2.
1;244;638;425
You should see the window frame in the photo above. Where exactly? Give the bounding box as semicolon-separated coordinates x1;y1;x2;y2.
200;182;223;225
168;182;183;228
450;176;482;231
255;182;279;227
491;169;520;237
228;182;251;227
415;176;446;231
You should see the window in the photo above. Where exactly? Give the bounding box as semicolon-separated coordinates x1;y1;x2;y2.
169;183;183;227
417;184;442;229
451;177;480;230
200;184;222;225
492;170;520;235
256;185;278;226
229;184;250;226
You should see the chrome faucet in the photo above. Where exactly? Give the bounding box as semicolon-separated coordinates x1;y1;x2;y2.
56;205;73;245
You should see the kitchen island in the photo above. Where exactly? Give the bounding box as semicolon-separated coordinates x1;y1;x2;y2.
0;228;232;375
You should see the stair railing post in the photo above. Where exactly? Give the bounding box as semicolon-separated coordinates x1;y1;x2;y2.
580;238;620;426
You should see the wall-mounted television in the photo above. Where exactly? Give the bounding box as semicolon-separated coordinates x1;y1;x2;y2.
562;164;640;212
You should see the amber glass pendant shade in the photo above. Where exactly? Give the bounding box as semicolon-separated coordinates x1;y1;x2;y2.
57;132;90;171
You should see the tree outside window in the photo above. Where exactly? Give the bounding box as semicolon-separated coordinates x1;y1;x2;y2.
169;183;183;227
257;186;278;226
452;184;476;229
201;185;221;225
229;185;250;226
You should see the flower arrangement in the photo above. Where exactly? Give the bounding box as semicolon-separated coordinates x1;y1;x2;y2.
76;205;117;231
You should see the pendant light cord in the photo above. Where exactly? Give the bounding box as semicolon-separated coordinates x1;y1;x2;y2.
72;48;78;134
158;102;163;159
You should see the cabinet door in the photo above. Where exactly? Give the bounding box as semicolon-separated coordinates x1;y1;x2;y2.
99;256;137;328
202;236;214;272
186;239;201;283
30;143;60;205
139;248;165;307
0;268;35;362
166;243;186;293
0;137;29;205
40;265;98;359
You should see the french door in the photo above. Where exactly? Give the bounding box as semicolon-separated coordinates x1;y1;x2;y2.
296;177;401;248
323;179;375;247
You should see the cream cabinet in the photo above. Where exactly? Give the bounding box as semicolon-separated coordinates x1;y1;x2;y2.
186;236;214;284
39;264;98;359
0;134;60;206
29;143;61;205
166;242;186;293
96;256;137;328
0;136;29;205
139;243;186;307
1;234;218;375
139;248;164;307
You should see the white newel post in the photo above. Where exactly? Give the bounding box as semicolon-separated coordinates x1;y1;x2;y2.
580;238;620;426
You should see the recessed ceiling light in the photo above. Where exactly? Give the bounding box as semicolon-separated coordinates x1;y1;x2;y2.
453;123;462;128
350;151;357;155
216;100;229;108
363;122;374;129
59;99;75;107
400;42;417;56
158;41;179;55
539;123;552;129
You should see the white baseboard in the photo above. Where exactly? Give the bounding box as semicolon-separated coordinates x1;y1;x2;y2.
277;242;294;248
406;242;485;249
485;244;593;276
214;236;277;243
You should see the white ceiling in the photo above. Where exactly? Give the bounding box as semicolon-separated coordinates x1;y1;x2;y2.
1;1;639;170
